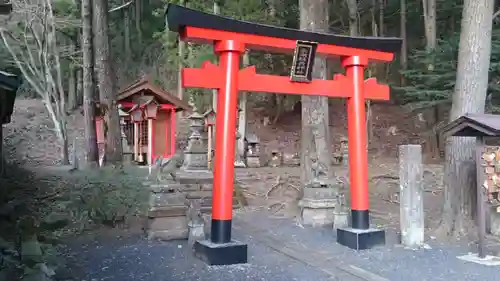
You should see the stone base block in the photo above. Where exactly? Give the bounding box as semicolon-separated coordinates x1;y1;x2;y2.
333;211;349;229
490;206;500;236
193;239;248;266
336;227;385;250
188;223;205;247
301;207;334;227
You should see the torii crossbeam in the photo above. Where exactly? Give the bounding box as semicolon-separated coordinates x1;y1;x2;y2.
166;4;402;265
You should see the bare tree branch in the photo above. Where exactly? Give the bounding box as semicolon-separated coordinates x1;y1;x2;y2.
494;9;500;21
109;1;133;13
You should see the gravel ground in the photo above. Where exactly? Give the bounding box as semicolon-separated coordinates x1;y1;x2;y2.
60;233;340;281
234;211;500;281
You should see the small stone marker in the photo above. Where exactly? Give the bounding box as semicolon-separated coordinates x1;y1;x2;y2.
399;144;424;248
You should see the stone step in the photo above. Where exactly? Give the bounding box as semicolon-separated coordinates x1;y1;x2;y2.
147;216;188;231
148;205;187;218
149;193;186;207
146;229;188;241
148;200;240;218
149;183;212;193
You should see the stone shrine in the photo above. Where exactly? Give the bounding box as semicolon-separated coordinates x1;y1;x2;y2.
245;133;262;168
269;150;282;167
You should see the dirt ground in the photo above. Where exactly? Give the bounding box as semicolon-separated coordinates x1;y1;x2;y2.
3;98;446;239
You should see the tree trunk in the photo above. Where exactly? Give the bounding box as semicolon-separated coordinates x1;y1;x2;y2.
93;0;123;163
212;0;220;111
422;0;436;55
300;0;333;183
135;0;142;47
82;0;99;168
0;125;4;177
67;39;77;111
178;0;186;102
346;0;358;36
437;0;493;238
400;0;407;85
123;0;131;58
76;68;83;106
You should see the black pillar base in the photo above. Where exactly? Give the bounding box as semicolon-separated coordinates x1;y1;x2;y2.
194;239;248;266
337;227;385;250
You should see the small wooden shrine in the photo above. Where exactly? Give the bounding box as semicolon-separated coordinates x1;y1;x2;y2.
95;78;191;165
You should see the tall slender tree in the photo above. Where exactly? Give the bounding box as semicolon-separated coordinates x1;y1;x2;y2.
93;0;123;164
82;0;99;168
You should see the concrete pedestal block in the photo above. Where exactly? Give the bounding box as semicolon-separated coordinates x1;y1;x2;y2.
337;227;385;250
194;240;248;265
299;198;337;227
301;207;334;227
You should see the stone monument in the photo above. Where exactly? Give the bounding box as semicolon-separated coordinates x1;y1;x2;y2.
299;154;339;227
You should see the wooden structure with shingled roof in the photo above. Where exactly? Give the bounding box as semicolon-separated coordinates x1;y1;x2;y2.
440;112;500;259
95;78;191;165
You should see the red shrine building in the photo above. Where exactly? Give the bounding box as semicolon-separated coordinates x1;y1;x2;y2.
95;78;191;165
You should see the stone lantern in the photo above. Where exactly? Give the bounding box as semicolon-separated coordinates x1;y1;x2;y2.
181;110;208;170
203;109;216;168
234;107;245;167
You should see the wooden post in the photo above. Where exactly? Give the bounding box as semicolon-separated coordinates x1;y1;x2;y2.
0;125;4;178
148;118;154;174
399;144;424;248
207;125;212;168
133;122;139;161
476;137;486;258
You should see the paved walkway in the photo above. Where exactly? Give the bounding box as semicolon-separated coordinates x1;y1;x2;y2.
61;210;500;281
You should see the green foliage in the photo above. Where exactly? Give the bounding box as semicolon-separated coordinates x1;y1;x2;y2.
398;25;500;112
0;164;149;280
396;36;459;109
63;166;149;229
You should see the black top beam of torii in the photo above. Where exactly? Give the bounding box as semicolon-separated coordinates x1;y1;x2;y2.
165;4;402;54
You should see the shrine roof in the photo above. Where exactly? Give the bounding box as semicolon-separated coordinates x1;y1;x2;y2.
165;4;402;54
117;78;191;112
440;113;500;137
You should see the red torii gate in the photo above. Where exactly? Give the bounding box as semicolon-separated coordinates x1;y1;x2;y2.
166;4;401;265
